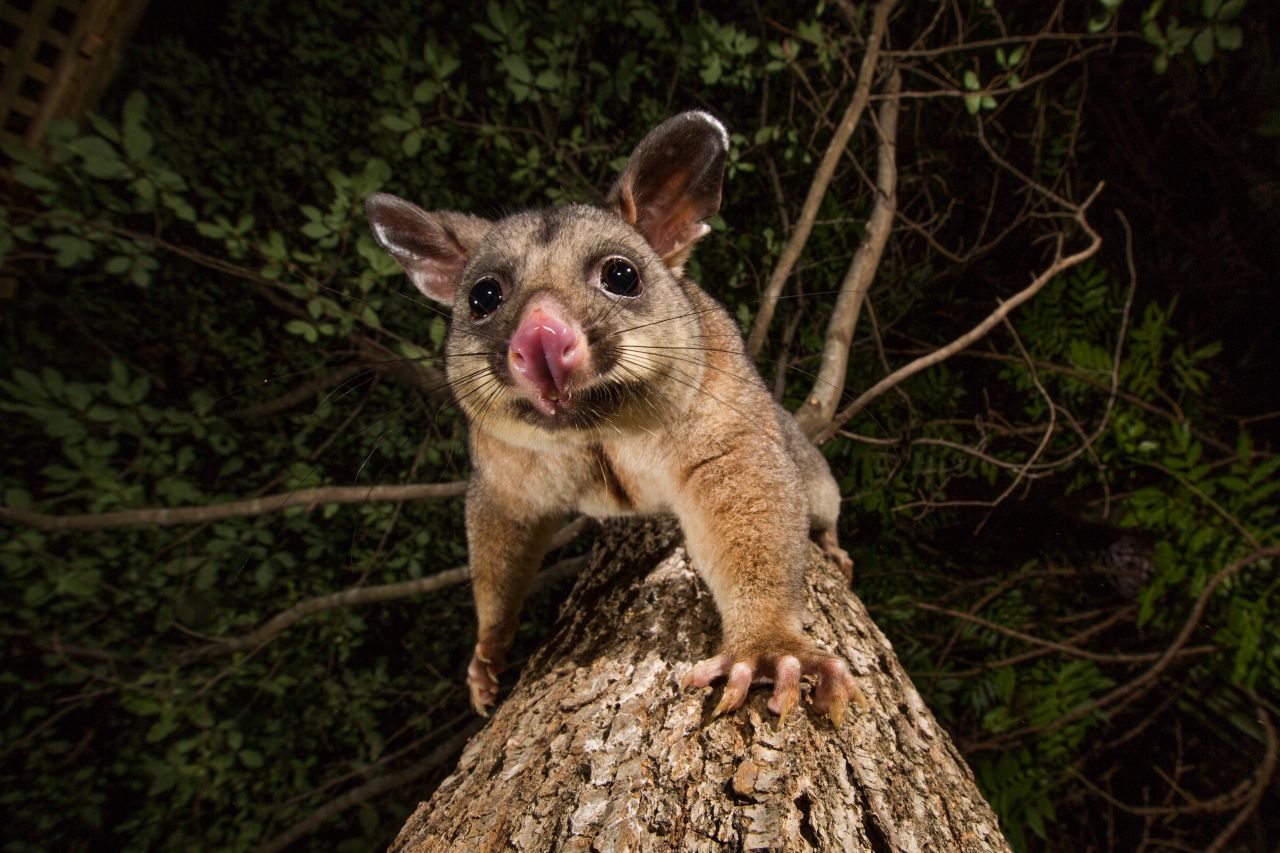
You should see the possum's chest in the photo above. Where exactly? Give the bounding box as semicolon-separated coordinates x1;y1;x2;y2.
470;431;678;518
572;441;674;518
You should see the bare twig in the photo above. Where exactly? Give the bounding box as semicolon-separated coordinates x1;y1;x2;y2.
0;482;468;532
1205;701;1276;853
227;363;368;419
254;721;482;853
200;519;592;656
746;0;898;356
967;546;1280;752
795;67;901;436
814;181;1105;445
916;602;1214;666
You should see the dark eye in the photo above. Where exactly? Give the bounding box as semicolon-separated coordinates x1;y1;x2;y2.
468;277;503;319
600;257;641;297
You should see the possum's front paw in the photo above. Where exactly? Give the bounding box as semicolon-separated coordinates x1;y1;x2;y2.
681;641;867;726
466;645;502;716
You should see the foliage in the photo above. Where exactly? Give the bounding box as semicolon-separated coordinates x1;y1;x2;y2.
1;0;1276;850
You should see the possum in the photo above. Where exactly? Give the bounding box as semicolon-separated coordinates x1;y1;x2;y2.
365;111;863;725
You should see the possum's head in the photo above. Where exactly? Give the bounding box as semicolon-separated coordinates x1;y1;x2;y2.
366;112;730;446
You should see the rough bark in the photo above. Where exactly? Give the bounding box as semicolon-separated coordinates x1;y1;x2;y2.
390;520;1010;852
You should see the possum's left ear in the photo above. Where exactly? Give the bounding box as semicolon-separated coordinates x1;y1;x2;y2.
608;111;729;269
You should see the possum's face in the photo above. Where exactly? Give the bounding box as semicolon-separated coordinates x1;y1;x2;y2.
441;204;702;439
366;112;730;446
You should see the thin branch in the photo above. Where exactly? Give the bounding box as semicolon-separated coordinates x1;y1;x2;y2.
795;67;901;437
967;546;1280;753
972;315;1057;522
916;602;1213;666
746;0;898;356
254;722;482;853
200;519;592;656
814;181;1105;445
1205;701;1276;853
0;482;468;532
227;363;368;419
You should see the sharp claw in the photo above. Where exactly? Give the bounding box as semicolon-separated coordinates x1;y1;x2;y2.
829;699;845;728
712;661;754;717
769;655;802;729
851;685;869;712
775;689;799;730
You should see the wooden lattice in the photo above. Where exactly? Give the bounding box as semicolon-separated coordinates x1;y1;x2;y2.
0;0;148;148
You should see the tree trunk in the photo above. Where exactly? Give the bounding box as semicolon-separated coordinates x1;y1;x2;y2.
390;520;1011;852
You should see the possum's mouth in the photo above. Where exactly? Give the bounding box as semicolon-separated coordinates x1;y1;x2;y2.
510;376;652;431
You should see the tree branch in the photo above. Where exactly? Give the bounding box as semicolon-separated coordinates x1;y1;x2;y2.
0;482;468;532
814;181;1105;445
967;545;1280;753
745;0;898;356
226;363;368;419
795;67;901;437
199;518;592;656
1205;701;1276;853
255;722;482;853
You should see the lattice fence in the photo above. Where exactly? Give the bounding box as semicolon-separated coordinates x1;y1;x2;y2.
0;0;148;148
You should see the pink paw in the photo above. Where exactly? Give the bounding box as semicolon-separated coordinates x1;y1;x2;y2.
681;645;867;726
467;645;502;716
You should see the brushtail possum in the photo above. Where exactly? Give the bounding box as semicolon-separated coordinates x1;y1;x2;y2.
366;112;862;725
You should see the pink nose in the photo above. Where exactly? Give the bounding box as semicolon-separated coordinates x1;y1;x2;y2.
508;309;585;398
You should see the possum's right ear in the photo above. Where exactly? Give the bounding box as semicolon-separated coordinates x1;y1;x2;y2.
365;193;492;303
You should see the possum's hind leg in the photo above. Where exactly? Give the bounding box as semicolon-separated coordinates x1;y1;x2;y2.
807;462;853;581
779;408;854;581
815;527;854;581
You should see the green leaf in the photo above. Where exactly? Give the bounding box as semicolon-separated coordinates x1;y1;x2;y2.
438;54;461;78
403;128;424;157
487;1;510;35
146;717;178;743
121;91;153;160
502;54;533;84
534;69;562;90
70;136;129;180
413;79;439;102
1192;28;1215;63
1214;24;1242;50
13;166;57;191
285;320;318;343
380;114;415;132
46;235;94;268
238;750;265;769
